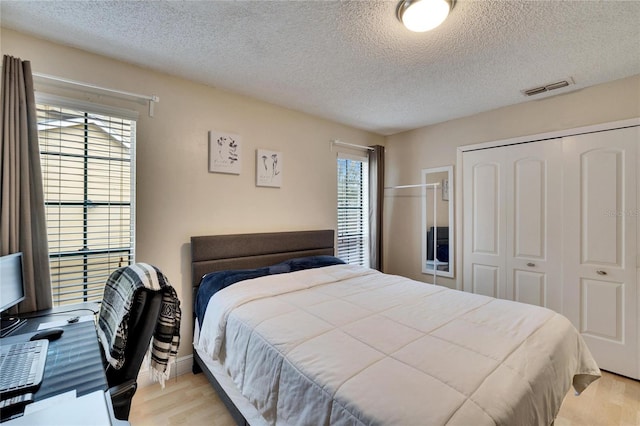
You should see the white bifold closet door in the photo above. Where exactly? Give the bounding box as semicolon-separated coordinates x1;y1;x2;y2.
562;127;638;379
462;125;639;379
462;139;563;312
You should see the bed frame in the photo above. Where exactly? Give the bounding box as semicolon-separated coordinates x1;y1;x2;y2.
190;229;335;425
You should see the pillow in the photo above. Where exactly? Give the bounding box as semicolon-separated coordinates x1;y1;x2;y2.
277;255;346;272
267;262;291;274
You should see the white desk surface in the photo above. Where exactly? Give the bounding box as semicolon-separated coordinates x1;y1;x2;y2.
5;390;113;426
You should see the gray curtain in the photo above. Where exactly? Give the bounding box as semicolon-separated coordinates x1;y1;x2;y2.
1;55;52;312
368;145;384;271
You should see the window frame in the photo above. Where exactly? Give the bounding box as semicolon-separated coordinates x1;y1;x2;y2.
36;93;137;306
336;152;370;266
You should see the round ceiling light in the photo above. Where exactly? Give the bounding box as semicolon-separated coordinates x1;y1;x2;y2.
396;0;455;32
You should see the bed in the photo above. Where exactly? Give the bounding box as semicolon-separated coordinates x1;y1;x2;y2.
191;230;600;426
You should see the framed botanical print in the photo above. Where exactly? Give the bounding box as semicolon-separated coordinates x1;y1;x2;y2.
256;149;282;187
209;130;241;174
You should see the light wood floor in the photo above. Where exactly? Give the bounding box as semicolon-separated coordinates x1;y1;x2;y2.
130;370;639;425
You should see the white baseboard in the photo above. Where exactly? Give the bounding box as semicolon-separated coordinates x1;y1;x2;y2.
136;354;193;388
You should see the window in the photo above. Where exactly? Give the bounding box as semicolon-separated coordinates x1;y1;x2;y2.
36;98;136;306
337;153;369;266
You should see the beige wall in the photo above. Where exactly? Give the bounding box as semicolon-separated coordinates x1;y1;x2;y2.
4;27;639;354
384;74;640;288
1;28;384;356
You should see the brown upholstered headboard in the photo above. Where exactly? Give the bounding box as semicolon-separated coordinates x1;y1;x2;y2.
190;229;335;289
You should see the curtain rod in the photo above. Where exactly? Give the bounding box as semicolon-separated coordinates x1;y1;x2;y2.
32;72;159;117
331;139;376;152
384;183;440;190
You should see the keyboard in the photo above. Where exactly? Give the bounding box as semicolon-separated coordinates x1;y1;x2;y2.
0;340;48;396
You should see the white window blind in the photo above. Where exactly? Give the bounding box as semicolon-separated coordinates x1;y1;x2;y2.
337;153;369;266
37;101;136;306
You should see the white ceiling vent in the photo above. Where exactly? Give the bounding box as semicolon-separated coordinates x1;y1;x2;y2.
522;77;575;97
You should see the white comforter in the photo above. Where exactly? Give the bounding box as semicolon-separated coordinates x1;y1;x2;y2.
195;265;600;426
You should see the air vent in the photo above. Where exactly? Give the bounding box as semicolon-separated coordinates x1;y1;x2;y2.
522;77;575;97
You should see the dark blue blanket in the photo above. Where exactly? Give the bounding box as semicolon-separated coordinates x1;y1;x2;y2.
195;255;345;325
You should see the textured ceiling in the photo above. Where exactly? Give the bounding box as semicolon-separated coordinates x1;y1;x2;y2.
1;0;639;135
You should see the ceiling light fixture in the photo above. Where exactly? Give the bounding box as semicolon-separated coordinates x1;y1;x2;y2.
396;0;455;32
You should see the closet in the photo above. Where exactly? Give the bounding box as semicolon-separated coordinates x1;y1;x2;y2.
461;122;639;379
462;139;563;311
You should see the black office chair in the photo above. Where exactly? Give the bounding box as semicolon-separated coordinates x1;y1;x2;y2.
102;288;163;420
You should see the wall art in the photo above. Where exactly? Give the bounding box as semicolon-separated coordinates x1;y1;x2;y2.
442;178;450;201
256;149;282;187
209;130;241;174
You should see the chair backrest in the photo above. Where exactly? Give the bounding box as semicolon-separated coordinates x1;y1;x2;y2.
104;288;164;386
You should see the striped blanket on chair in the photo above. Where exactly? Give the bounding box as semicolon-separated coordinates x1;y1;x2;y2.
97;263;181;388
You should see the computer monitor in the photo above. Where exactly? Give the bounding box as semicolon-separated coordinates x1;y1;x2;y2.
426;226;449;262
0;252;26;337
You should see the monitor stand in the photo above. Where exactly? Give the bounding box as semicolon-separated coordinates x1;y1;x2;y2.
0;316;26;338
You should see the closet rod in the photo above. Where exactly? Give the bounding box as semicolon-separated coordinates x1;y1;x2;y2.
385;181;442;285
331;139;375;152
384;183;440;190
32;72;159;116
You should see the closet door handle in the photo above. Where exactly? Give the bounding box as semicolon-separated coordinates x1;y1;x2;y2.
526;262;536;267
596;270;607;276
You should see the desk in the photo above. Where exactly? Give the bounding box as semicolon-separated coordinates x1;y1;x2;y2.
0;305;118;424
6;302;100;334
424;259;449;272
